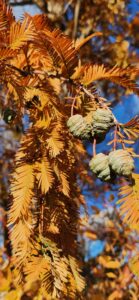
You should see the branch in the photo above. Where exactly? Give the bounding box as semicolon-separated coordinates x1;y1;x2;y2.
10;0;34;6
72;0;81;39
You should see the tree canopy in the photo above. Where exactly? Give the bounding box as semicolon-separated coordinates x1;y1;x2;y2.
1;0;139;299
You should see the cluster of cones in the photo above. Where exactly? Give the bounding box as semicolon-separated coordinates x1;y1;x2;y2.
67;108;115;143
67;108;134;182
89;150;134;182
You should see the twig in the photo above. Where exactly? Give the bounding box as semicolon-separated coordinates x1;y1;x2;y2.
5;64;29;77
63;0;73;14
71;98;76;116
39;199;44;236
10;0;33;6
72;0;81;39
93;138;96;156
113;124;118;151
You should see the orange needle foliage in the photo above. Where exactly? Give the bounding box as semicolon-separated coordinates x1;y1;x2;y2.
0;0;139;299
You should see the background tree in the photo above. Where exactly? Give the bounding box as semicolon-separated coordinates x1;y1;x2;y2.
0;0;139;299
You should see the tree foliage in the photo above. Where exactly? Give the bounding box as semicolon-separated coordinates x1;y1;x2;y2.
0;0;139;299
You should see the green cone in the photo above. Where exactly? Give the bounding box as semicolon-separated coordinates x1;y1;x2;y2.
92;109;115;136
109;149;134;177
89;153;111;182
67;114;92;140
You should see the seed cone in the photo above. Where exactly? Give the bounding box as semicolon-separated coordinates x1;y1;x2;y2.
92;109;115;136
89;153;111;182
109;149;134;177
67;114;92;140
